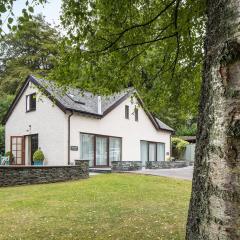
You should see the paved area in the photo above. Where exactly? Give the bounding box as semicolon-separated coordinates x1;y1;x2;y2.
132;166;193;180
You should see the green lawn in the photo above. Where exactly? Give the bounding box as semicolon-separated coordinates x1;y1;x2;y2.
0;174;191;240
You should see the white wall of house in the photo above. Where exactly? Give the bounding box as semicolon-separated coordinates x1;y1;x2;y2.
5;82;68;165
5;81;171;166
69;96;171;164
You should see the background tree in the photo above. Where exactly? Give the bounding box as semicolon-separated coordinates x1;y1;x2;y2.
0;14;60;95
0;14;61;152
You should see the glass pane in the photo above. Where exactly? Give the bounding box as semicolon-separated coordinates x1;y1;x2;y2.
12;138;17;145
109;137;121;163
157;143;165;161
149;143;156;161
17;138;22;144
140;141;148;166
16;157;22;164
80;134;94;167
26;96;30;111
17;144;22;151
96;137;107;166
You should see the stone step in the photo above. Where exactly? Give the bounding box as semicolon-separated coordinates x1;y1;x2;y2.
89;168;112;173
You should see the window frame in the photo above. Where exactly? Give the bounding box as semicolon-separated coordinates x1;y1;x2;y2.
26;93;36;112
125;105;129;119
80;132;122;167
140;140;165;162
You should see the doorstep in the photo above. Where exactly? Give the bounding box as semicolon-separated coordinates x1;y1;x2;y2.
89;168;112;173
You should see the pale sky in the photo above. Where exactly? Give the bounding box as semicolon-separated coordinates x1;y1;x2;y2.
2;0;62;33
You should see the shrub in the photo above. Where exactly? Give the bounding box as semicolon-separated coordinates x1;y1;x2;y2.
5;151;12;157
172;137;189;160
33;149;45;162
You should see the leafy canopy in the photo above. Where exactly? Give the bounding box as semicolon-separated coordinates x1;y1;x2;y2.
0;0;46;35
52;0;205;129
0;14;61;95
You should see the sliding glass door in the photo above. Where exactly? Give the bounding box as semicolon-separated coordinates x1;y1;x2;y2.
149;143;157;162
96;136;108;166
80;133;94;167
80;133;122;167
140;141;165;163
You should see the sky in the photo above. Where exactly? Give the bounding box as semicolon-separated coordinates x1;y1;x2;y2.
2;0;62;33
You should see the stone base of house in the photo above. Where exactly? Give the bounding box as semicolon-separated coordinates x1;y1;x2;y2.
146;161;194;169
0;161;89;187
112;161;142;172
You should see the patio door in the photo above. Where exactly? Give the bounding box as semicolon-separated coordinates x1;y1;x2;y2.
95;136;108;166
30;134;38;165
10;136;25;165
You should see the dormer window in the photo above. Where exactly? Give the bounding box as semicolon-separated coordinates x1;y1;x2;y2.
125;105;129;119
26;93;36;112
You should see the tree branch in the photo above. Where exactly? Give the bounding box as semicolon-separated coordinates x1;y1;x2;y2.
96;0;177;52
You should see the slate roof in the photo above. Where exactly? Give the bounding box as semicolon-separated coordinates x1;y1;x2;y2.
155;118;175;132
3;75;174;132
34;76;131;116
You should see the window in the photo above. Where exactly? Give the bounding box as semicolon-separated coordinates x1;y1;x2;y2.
109;137;121;161
134;107;138;121
140;141;165;163
125;105;129;119
26;93;36;112
80;133;122;167
80;133;94;167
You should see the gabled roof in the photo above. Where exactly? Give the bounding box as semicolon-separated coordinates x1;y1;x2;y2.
3;75;174;132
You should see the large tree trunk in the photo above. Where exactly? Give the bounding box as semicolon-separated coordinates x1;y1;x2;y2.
186;0;240;239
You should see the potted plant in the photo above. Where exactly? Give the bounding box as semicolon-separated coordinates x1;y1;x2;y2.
33;149;45;166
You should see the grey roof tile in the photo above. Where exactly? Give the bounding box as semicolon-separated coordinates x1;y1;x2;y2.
31;76;174;132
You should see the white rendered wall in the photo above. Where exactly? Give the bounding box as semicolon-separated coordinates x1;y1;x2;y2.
69;96;171;164
5;82;68;165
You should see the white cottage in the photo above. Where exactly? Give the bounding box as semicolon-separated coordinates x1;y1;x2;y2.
3;75;174;168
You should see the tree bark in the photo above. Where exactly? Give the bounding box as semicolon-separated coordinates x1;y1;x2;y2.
186;1;240;239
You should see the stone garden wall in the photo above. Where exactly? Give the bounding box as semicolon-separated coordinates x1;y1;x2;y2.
112;161;142;171
146;161;194;169
0;160;89;187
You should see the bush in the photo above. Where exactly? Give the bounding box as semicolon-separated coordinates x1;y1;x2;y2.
172;137;189;160
0;125;5;154
5;151;12;157
33;149;45;162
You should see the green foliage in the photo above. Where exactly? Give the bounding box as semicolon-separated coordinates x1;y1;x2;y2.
0;1;47;36
176;122;197;136
52;0;205;130
0;14;61;95
33;149;44;162
0;94;14;122
172;137;189;159
5;151;11;157
0;125;4;154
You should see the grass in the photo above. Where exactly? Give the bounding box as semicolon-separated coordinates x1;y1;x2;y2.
0;174;191;240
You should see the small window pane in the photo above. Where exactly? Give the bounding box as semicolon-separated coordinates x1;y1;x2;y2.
135;108;138;121
109;137;121;163
157;143;165;161
140;141;148;166
125;105;129;119
26;93;36;111
149;143;156;161
80;133;94;167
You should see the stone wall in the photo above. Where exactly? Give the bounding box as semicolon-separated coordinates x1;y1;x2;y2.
0;161;89;187
146;161;193;169
112;161;142;171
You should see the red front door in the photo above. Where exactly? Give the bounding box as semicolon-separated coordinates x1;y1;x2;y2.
10;136;25;165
